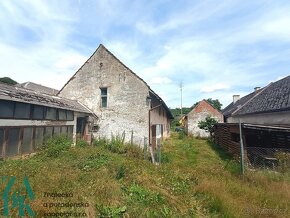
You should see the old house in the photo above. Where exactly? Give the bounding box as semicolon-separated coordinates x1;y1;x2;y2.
215;75;290;162
184;99;223;137
58;44;173;147
0;82;95;158
222;75;290;125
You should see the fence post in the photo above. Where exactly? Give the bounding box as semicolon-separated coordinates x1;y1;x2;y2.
131;130;133;145
157;138;161;165
239;119;245;176
143;137;148;160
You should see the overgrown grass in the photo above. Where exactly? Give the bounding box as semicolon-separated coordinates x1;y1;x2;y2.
1;133;290;217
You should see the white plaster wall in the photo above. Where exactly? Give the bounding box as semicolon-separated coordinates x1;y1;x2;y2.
59;46;149;146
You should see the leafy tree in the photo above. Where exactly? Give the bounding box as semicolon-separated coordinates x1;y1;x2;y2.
198;116;218;137
206;98;222;111
191;98;222;111
0;77;18;85
170;107;192;117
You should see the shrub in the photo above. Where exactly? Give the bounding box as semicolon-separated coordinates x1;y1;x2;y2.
128;183;164;205
93;137;108;147
124;144;143;158
110;132;126;153
115;164;126;180
76;139;89;147
76;153;109;171
45;135;72;157
96;205;127;217
178;130;185;139
198;116;218;137
275;152;290;173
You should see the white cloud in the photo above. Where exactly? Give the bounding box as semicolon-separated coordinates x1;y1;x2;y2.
200;83;230;93
149;77;172;85
55;52;87;71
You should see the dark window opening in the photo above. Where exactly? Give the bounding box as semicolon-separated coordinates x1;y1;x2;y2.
45;108;57;120
100;88;107;108
58;109;67;120
0;100;14;118
14;102;31;119
67;111;74;121
33;105;45;120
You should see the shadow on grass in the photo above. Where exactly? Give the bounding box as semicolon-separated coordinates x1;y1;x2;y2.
207;139;241;176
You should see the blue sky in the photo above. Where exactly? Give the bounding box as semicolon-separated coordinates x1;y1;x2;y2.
0;0;290;109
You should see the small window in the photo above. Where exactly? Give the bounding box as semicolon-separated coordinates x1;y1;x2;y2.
67;111;74;121
14;102;31;119
32;105;45;120
0;100;14;118
100;88;107;108
58;109;67;120
45;108;57;120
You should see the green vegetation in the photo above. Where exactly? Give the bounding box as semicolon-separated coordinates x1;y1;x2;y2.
198;116;218;137
0;77;18;85
1;133;289;217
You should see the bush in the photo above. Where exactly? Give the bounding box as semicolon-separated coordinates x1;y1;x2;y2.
275;152;290;173
124;144;143;158
76;139;89;147
45;135;72;157
115;164;126;180
93;137;108;147
76;153;109;171
110;132;126;153
178;130;185;139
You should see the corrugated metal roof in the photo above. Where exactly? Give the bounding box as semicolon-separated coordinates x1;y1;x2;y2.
17;82;59;95
0;82;93;114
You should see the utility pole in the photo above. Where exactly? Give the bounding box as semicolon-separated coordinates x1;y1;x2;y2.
180;82;183;116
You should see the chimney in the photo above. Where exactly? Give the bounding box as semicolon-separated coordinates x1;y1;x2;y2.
254;87;261;92
233;95;240;104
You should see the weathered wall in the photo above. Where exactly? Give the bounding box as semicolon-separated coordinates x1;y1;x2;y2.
150;95;171;138
228;111;290;125
186;100;223;137
59;45;150;146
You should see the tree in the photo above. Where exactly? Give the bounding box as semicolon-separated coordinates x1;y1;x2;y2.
191;98;222;111
198;116;218;137
0;77;18;85
206;98;222;111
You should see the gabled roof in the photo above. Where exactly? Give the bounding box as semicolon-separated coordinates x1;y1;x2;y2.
187;99;222;116
223;74;290;117
17;82;59;95
222;89;263;117
0;82;93;114
58;44;173;119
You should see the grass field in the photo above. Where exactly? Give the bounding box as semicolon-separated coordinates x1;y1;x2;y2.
1;133;290;217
